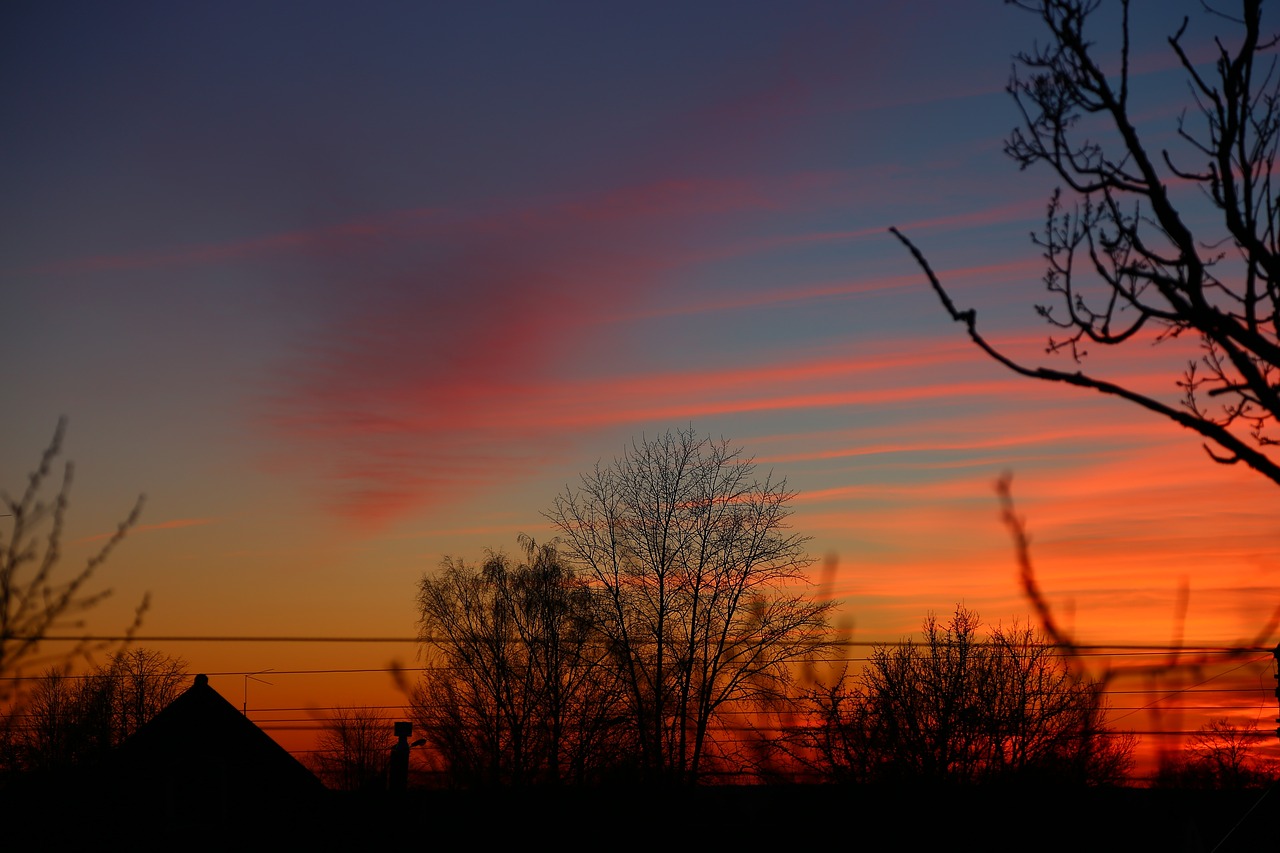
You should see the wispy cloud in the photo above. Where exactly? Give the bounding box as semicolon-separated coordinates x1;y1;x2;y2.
77;517;217;543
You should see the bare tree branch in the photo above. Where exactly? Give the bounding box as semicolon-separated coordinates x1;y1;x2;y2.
893;0;1280;487
1;418;148;706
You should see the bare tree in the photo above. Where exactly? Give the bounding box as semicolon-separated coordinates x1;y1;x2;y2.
414;537;629;787
1;418;147;701
806;606;1134;785
98;647;188;742
547;427;834;784
15;648;188;772
1156;717;1278;789
15;670;83;771
892;0;1280;485
312;705;395;791
798;666;878;784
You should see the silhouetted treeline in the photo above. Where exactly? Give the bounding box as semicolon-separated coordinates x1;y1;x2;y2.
411;554;1144;788
414;430;833;786
800;606;1135;786
2;649;187;773
1153;718;1279;791
408;434;1146;789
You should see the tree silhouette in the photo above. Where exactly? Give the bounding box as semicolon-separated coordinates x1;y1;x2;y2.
547;428;833;784
16;648;188;772
414;537;630;787
893;0;1280;486
311;705;395;791
1155;717;1278;789
807;606;1134;785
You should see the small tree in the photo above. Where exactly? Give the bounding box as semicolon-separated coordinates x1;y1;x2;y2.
312;706;395;792
892;0;1280;485
18;670;84;771
808;606;1134;785
101;647;189;742
547;427;833;784
415;537;629;787
1156;717;1278;789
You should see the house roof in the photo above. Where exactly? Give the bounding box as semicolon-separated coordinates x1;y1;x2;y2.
116;673;323;802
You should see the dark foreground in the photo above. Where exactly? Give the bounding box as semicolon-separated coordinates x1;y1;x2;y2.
5;777;1276;851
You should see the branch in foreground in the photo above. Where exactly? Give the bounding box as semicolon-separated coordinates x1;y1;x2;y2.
888;226;1280;486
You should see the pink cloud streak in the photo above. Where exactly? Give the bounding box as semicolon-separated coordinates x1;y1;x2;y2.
266;299;1213;529
76;517;217;544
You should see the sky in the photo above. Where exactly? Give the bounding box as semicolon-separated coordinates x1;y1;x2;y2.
3;1;1277;772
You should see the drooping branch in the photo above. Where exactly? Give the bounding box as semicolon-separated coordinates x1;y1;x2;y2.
898;1;1280;485
889;226;1280;485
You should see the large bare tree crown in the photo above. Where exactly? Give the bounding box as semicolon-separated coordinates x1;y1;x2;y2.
894;0;1280;485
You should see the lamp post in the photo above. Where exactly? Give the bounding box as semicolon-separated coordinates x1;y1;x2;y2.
388;721;424;793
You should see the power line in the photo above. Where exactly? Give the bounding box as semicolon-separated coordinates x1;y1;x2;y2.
6;668;1271;687
12;634;1277;654
4;659;1272;686
9;635;418;644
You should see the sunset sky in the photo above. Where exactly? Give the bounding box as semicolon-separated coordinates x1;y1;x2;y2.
4;1;1277;770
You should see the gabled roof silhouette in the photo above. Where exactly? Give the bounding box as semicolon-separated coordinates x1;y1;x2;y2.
116;673;322;813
